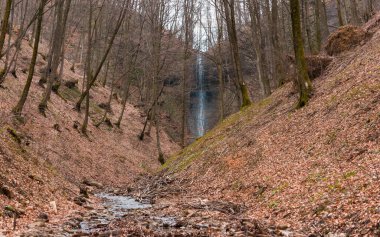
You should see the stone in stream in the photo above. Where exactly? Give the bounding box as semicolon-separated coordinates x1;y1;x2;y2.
83;179;103;189
73;196;87;206
79;186;89;198
38;212;49;222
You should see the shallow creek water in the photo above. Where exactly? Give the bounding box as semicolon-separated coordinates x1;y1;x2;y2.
77;193;152;234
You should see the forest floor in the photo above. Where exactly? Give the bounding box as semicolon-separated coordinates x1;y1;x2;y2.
0;35;178;236
55;14;380;237
1;11;380;237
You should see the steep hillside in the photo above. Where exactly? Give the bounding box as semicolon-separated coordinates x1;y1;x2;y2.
0;36;178;233
139;21;380;235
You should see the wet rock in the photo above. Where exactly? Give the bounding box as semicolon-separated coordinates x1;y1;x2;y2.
326;233;347;237
74;196;87;206
0;185;13;199
83;179;103;189
27;221;46;229
38;213;49;222
174;220;186;228
64;220;80;228
79;186;89;198
83;204;94;210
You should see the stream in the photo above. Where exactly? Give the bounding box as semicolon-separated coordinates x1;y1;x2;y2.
77;193;152;235
17;191;286;236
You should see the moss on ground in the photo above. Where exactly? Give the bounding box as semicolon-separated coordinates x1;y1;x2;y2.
161;96;275;174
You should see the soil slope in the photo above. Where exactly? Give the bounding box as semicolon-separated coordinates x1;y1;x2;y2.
152;20;380;235
0;36;178;233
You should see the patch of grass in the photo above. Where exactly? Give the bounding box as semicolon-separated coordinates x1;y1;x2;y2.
232;180;243;191
140;162;155;174
59;86;81;102
343;170;357;179
268;200;279;209
161;96;275;174
326;130;337;144
327;180;345;192
305;171;327;183
271;182;289;196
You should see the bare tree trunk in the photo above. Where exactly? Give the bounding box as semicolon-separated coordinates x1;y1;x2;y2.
155;113;165;164
349;0;361;25
247;0;271;98
315;0;322;52
0;0;14;82
81;0;93;134
75;4;128;111
222;0;252;108
0;0;12;61
303;0;314;53
337;0;345;26
181;0;193;147
12;0;46;116
115;80;131;127
39;0;71;115
270;0;285;87
290;0;312;108
321;0;330;40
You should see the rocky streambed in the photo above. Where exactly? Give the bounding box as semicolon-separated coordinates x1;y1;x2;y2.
15;190;284;237
12;175;293;236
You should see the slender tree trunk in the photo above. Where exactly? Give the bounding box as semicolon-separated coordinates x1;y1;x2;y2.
271;0;285;87
321;0;329;40
155;113;164;164
96;81;115;127
0;0;12;61
115;80;131;127
222;0;252;108
181;0;193;147
349;0;360;25
81;1;93;134
12;0;46;116
315;0;322;52
0;0;14;82
337;0;345;26
290;0;312;108
75;5;128;111
363;0;374;21
102;60;110;87
247;0;271;98
303;0;314;53
39;0;71;115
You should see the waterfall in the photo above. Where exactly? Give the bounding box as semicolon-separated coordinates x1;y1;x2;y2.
196;53;206;138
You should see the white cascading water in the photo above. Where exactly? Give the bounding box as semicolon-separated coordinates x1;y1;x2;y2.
196;53;206;138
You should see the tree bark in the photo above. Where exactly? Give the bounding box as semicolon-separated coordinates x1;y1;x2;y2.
289;0;312;108
0;0;12;61
336;0;345;26
222;0;252;108
12;0;46;116
349;0;361;25
75;4;128;111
